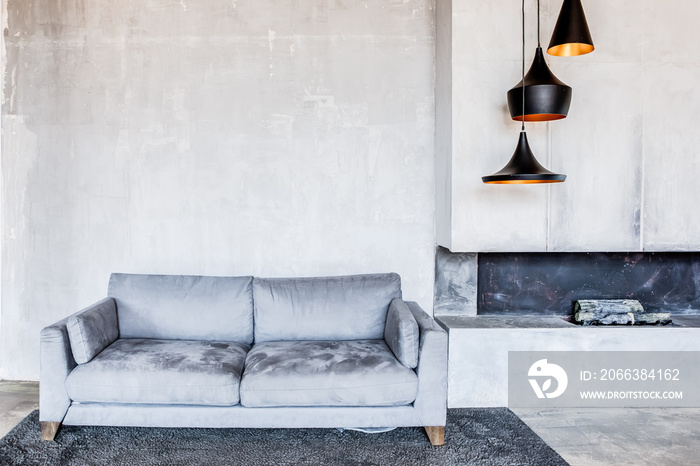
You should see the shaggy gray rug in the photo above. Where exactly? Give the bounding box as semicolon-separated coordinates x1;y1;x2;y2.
0;409;568;465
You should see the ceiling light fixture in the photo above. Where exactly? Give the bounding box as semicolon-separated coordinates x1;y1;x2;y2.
483;0;566;184
507;0;572;122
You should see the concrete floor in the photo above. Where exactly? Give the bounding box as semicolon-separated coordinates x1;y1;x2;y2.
0;380;39;439
1;380;698;465
513;407;700;466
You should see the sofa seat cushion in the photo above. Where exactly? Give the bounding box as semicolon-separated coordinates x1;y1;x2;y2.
66;339;249;406
239;340;418;408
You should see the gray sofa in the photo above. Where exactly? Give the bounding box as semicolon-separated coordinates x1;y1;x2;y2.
40;273;448;445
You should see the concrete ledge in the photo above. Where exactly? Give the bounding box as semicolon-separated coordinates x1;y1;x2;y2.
437;315;700;408
437;315;575;329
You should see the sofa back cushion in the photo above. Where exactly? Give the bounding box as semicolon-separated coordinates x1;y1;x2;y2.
109;274;254;344
253;273;402;343
384;298;419;369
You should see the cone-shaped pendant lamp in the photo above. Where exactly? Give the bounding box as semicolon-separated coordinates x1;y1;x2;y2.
483;0;566;185
482;132;566;184
547;0;594;57
507;46;572;121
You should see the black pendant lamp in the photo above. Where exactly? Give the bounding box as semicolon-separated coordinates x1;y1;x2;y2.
482;132;566;184
507;0;571;122
483;0;566;184
547;0;594;57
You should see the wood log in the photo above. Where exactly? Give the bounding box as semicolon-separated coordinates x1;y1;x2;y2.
575;299;641;325
576;311;634;325
632;313;672;325
574;299;644;315
574;299;671;325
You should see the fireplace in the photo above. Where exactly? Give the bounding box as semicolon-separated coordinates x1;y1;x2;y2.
435;248;700;319
434;247;700;408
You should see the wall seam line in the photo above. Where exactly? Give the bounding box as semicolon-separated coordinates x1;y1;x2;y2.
639;1;646;252
546;122;552;252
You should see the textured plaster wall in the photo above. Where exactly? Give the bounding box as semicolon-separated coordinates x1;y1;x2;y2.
433;246;475;316
0;0;436;380
434;0;451;250
446;324;700;407
439;0;700;253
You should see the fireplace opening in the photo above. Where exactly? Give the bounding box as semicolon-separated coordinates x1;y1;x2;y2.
434;248;700;325
477;252;700;319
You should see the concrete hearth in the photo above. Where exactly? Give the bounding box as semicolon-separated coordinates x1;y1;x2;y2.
437;315;700;408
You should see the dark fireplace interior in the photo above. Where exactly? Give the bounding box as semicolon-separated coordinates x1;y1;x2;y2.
433;247;700;321
477;252;700;317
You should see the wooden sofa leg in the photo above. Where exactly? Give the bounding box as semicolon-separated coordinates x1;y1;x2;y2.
41;421;60;441
424;426;445;446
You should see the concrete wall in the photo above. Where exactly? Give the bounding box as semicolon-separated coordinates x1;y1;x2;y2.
433;246;476;315
0;0;436;380
438;0;700;253
444;320;700;407
434;0;451;250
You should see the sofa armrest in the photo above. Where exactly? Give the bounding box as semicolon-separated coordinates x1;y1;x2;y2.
40;298;115;423
405;301;448;427
40;316;77;423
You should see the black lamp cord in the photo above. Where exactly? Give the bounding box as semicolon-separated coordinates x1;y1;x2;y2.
537;0;541;46
521;0;525;132
522;0;541;130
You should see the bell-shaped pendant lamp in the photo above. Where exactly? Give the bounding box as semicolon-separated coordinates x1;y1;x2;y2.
507;46;572;122
483;0;566;185
482;132;566;184
508;0;572;122
547;0;594;57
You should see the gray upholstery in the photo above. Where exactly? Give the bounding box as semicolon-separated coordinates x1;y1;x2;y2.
253;274;402;343
240;340;417;408
67;298;119;364
41;273;448;433
66;339;249;406
40;315;78;423
384;298;419;368
407;301;448;427
63;404;421;429
109;274;254;343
